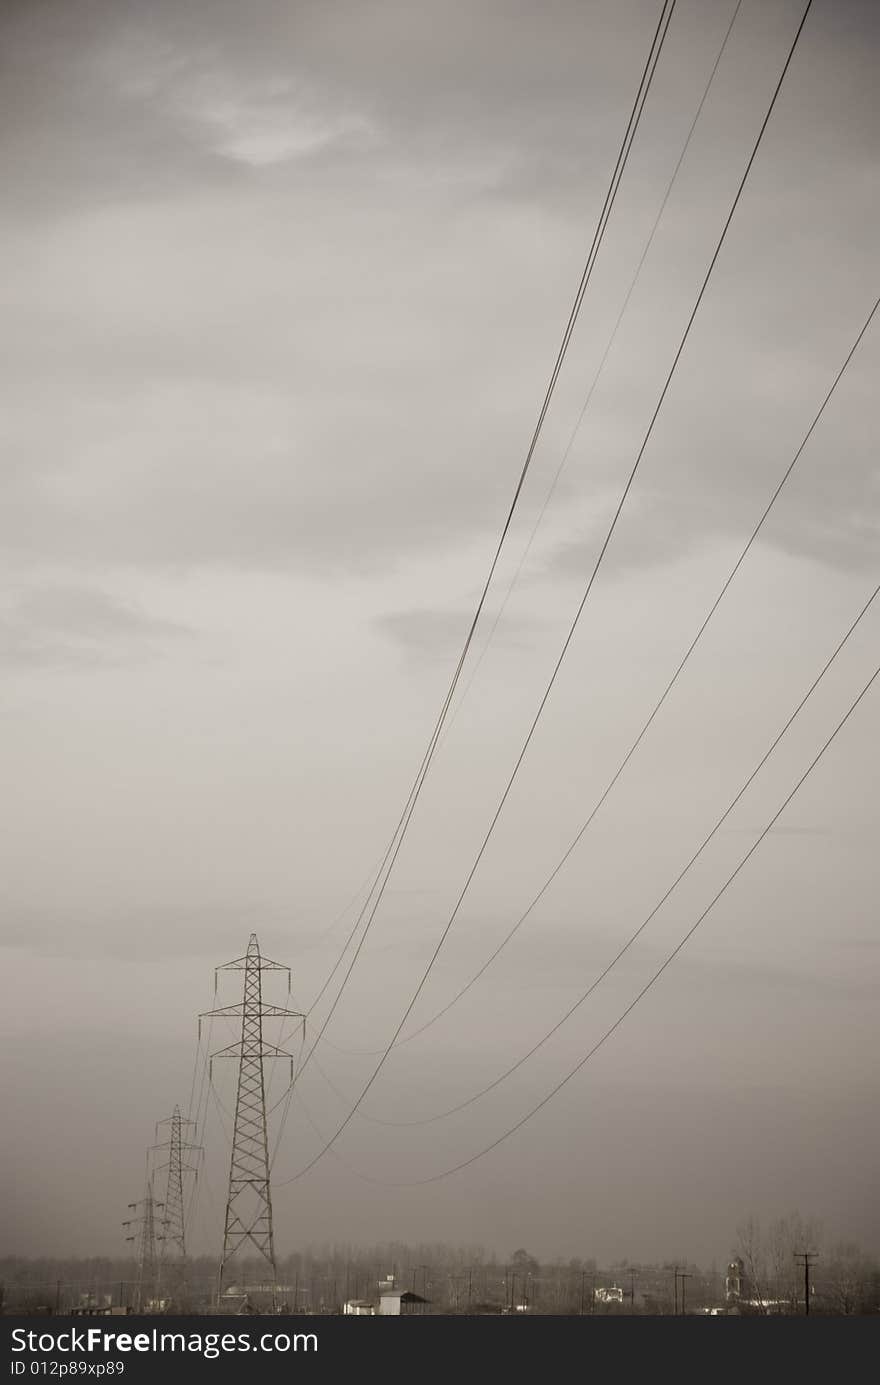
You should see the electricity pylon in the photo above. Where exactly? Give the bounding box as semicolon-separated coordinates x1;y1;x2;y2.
123;1181;163;1312
152;1107;201;1305
200;933;303;1304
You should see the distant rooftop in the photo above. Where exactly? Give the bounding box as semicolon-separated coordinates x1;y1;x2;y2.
379;1289;430;1304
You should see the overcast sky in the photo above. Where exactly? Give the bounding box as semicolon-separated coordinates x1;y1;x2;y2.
1;0;878;1270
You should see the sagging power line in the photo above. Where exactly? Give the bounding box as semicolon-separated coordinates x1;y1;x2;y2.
276;0;816;1189
300;0;679;1037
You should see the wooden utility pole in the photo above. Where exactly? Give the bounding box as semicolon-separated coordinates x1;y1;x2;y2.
794;1252;817;1316
679;1272;692;1316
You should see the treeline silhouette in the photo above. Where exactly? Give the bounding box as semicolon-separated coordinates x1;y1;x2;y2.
2;1229;877;1315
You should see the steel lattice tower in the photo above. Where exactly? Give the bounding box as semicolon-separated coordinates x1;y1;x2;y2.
123;1181;162;1312
201;933;303;1301
153;1107;200;1302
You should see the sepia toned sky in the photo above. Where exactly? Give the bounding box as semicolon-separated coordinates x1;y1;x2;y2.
1;0;878;1267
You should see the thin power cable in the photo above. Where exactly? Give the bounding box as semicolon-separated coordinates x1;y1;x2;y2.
298;651;880;1185
268;1017;308;1169
440;0;744;750
183;1013;217;1235
314;865;386;942
184;1088;222;1254
323;288;878;1066
378;293;879;1051
355;577;880;1125
277;0;815;1186
301;0;678;1026
184;1027;205;1129
288;1080;380;1189
207;1079;233;1148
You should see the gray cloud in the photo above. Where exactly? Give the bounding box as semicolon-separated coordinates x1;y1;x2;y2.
377;606;540;662
0;584;190;668
0;0;876;582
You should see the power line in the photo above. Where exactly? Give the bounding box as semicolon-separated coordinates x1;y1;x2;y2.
300;0;678;1029
277;0;815;1186
268;1015;309;1170
438;0;744;752
300;648;880;1187
183;1019;216;1230
367;293;880;1054
311;864;389;945
352;576;879;1127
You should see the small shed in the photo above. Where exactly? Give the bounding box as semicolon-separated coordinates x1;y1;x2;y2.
379;1289;430;1316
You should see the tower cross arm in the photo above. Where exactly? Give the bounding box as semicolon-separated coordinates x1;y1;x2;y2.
254;1004;305;1021
157;1114;197;1131
210;1040;300;1061
200;1003;246;1022
215;957;291;976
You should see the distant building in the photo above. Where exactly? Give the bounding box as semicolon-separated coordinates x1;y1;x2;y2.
379;1289;430;1316
594;1286;624;1305
726;1258;746;1303
70;1306;121;1317
343;1299;375;1316
725;1258;793;1314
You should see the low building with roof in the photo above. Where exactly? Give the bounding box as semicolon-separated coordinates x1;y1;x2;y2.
378;1288;430;1316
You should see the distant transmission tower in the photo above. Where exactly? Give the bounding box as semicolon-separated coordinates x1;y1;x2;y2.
153;1107;201;1304
123;1181;163;1312
201;933;303;1304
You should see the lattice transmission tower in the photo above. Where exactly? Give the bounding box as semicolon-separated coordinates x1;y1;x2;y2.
123;1180;162;1312
152;1107;201;1304
201;933;303;1303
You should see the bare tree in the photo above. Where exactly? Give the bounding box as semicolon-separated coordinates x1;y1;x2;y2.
735;1212;822;1312
823;1242;873;1315
735;1216;769;1312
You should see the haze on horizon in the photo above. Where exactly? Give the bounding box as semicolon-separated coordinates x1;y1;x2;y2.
1;0;878;1270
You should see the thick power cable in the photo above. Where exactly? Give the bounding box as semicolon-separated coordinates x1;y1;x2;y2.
379;293;879;1051
299;651;880;1184
324;288;878;1065
301;0;678;1028
359;577;880;1124
278;0;815;1184
440;0;744;749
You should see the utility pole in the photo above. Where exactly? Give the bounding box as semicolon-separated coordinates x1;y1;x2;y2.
123;1182;163;1312
678;1272;692;1316
201;933;304;1306
672;1268;678;1316
628;1268;637;1311
152;1107;201;1306
411;1263;427;1295
794;1252;817;1316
